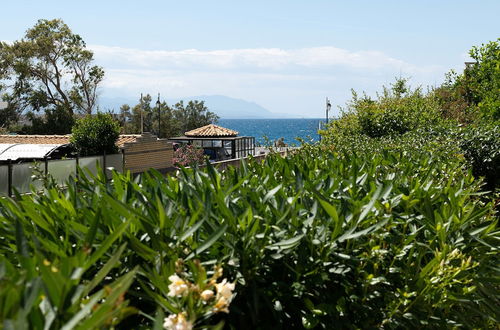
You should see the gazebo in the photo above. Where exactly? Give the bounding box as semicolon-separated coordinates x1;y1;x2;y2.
169;124;255;161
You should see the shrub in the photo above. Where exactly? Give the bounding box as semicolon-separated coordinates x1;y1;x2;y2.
70;112;120;156
322;78;443;142
459;123;500;190
433;38;500;122
0;144;497;328
173;144;206;167
466;39;500;121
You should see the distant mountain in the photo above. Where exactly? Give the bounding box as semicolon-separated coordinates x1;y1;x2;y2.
98;95;296;119
174;95;296;119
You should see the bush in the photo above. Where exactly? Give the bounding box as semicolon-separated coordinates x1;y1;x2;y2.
322;78;442;142
0;144;497;328
459;124;500;190
24;105;76;135
466;39;500;121
70;112;120;156
173;144;206;167
433;39;500;122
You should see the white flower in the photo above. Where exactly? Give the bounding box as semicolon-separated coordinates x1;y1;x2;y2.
215;279;235;300
213;279;235;313
163;312;193;330
213;297;230;313
168;274;189;297
200;289;214;301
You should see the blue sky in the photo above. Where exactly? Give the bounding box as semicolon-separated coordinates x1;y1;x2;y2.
2;0;499;117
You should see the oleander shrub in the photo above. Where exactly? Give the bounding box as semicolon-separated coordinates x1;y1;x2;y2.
0;144;498;328
459;123;500;190
173;144;206;167
323;78;443;142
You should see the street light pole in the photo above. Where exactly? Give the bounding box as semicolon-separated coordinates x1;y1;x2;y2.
140;93;144;134
326;97;331;125
156;93;161;138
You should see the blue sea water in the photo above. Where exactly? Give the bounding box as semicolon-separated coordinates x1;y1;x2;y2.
218;118;325;146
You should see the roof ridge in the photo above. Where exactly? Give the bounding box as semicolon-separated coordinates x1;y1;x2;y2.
184;123;238;137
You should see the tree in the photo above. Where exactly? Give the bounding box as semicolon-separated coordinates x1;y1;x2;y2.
70;113;120;156
25;106;75;134
172;100;219;133
119;97;219;138
434;38;500;122
156;101;179;139
0;100;18;130
465;38;500;120
119;104;131;124
0;19;104;131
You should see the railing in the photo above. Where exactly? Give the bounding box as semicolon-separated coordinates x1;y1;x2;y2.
177;147;293;172
1;147;296;197
0;153;124;197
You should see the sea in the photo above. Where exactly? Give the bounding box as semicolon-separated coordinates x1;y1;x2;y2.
218;118;325;146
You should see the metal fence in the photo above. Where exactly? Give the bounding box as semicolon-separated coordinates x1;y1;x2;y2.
0;153;124;197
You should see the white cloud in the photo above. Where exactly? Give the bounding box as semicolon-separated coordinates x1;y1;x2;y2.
91;45;439;72
89;44;447;116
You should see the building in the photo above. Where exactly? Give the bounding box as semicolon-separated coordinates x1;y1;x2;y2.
168;124;255;161
0;133;174;173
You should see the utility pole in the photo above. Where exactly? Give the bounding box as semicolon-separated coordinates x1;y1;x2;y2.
156;93;161;138
326;97;331;125
140;93;144;134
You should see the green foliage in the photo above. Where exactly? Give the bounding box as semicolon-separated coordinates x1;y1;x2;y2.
1;19;104;115
0;19;104;132
23;105;75;134
70;113;120;156
0;142;498;328
172;100;220;135
0;103;18;130
466;39;500;120
432;72;478;124
157;260;233;329
459;123;500;190
322;78;443;142
357;82;442;138
121;96;219;138
173;144;206;167
435;38;500;122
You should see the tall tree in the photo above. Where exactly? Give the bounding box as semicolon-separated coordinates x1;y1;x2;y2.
0;19;104;131
119;97;219;138
128;94;153;134
465;38;500;120
434;38;500;122
173;100;219;133
118;104;131;131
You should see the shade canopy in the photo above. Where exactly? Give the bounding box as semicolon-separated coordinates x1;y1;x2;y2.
0;134;142;148
185;124;238;137
0;144;62;161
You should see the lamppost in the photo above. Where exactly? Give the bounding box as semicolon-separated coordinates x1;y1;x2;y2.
326;97;331;125
156;93;161;138
140;93;144;134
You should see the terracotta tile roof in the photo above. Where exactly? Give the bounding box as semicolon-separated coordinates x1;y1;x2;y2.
116;135;140;147
0;134;141;148
185;124;238;137
0;135;71;144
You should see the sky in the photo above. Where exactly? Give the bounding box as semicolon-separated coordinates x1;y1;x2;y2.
1;0;499;117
